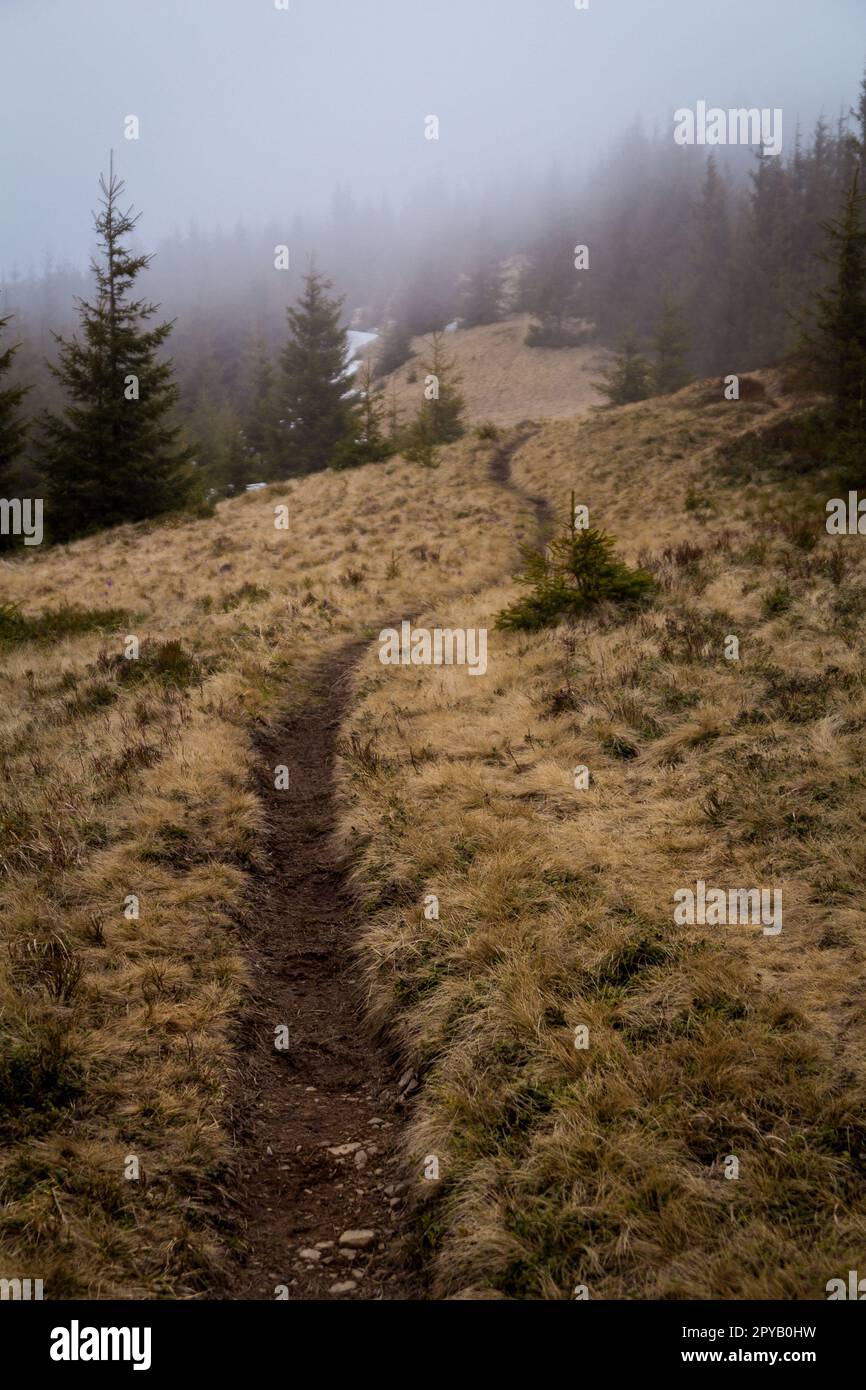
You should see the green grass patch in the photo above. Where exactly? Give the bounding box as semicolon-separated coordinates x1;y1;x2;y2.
0;602;131;646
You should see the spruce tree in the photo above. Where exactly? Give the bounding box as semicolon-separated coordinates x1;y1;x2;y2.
744;149;794;367
0;311;29;494
330;361;390;469
855;65;866;178
593;336;651;405
687;158;733;374
242;334;278;465
375;317;414;378
651;295;692;394
459;259;503;328
276;267;353;475
811;166;866;429
521;234;582;347
404;333;465;463
386;379;403;447
42;158;193;540
496;495;654;632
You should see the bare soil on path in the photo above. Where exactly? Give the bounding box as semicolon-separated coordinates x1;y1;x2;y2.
230;644;418;1301
229;423;557;1302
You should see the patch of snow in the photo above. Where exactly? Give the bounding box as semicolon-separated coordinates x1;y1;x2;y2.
344;328;379;376
346;328;379;355
444;319;460;333
245;482;268;492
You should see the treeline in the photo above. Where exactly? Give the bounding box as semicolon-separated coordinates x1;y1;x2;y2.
3;67;866;541
559;96;866;384
0;161;469;541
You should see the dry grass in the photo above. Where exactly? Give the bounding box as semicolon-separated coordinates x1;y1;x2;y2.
334;374;866;1299
5;343;863;1302
375;315;606;427
0;444;532;1297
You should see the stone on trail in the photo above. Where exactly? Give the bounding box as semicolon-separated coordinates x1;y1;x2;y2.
338;1228;376;1248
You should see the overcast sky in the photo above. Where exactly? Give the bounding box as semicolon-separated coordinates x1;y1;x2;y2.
2;0;865;275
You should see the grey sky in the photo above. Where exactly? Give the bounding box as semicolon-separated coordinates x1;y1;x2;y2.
2;0;864;274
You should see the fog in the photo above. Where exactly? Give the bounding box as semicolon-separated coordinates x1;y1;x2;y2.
2;0;865;275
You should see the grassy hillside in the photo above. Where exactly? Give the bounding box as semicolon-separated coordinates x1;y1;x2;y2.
375;315;605;427
334;374;866;1299
0;445;532;1296
2;338;863;1300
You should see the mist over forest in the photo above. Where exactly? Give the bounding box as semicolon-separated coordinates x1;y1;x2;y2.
3;1;866;503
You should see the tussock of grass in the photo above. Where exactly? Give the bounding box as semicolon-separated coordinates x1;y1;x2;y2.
0;601;131;645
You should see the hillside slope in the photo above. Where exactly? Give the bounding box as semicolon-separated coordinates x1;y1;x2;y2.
374;314;605;426
2;352;863;1302
334;375;866;1299
0;447;534;1297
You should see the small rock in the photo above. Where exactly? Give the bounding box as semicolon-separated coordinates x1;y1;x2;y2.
398;1070;415;1092
354;1149;368;1169
339;1229;376;1249
315;1241;335;1250
339;1249;357;1262
329;1281;357;1295
299;1248;321;1262
328;1142;361;1157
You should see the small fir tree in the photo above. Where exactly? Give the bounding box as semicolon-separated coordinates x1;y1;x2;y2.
0;310;29;494
810;167;866;428
276;266;353;474
651;295;692;394
593;335;652;405
375;317;414;378
459;259;503;328
496;493;654;631
330;360;390;468
42;157;193;540
403;333;465;464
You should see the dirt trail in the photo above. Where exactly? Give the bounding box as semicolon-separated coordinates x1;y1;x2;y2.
489;424;551;539
230;424;547;1301
231;642;417;1301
